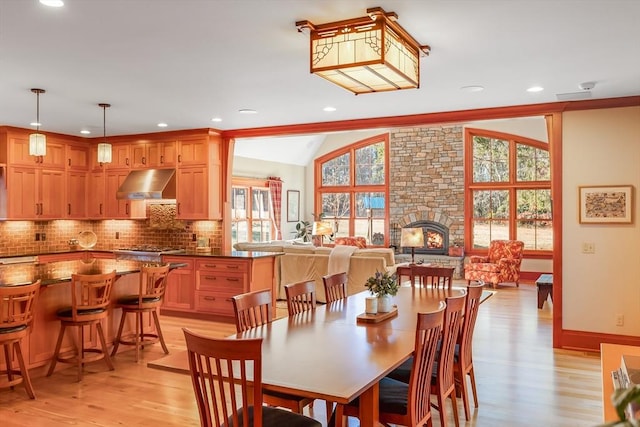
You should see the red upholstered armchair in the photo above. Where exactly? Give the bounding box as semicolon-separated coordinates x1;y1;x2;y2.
464;240;524;288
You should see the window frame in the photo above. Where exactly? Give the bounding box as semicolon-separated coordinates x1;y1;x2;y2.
314;133;390;247
464;128;552;257
231;177;274;245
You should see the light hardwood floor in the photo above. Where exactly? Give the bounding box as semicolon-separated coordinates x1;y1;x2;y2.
0;282;602;426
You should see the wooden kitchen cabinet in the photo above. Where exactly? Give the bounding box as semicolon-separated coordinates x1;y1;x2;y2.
6;166;65;219
87;171;106;218
162;256;195;313
67;143;90;170
7;135;65;168
102;143;130;170
67;170;87;218
177;137;208;166
104;170;146;219
195;259;247;316
131;140;176;169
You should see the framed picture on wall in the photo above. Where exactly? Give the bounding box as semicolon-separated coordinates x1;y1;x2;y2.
287;190;300;222
578;185;634;224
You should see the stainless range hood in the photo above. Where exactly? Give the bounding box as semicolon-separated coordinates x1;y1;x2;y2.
116;169;177;200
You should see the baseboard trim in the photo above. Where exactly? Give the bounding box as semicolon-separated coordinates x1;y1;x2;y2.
559;329;640;352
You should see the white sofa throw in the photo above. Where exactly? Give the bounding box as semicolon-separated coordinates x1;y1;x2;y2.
328;245;357;275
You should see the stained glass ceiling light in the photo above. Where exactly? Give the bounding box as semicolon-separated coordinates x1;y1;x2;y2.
296;7;430;95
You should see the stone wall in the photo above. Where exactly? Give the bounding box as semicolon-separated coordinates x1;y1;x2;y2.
388;125;465;249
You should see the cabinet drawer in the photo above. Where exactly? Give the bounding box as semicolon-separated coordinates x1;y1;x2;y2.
197;271;245;291
195;290;235;316
196;259;248;273
163;256;195;270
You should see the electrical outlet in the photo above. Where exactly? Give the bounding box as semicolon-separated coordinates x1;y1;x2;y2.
616;314;624;326
115;231;120;239
581;242;595;254
35;233;40;241
41;233;46;241
192;233;197;241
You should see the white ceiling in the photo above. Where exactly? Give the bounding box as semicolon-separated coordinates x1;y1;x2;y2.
1;0;639;164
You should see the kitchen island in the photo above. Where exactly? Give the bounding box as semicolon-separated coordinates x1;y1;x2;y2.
0;249;281;378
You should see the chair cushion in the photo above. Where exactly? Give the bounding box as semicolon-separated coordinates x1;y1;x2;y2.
56;307;106;318
378;376;410;415
225;406;321;427
117;295;161;305
386;357;412;383
0;324;27;334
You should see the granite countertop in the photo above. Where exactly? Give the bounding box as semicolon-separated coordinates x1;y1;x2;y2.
0;248;283;261
0;259;188;287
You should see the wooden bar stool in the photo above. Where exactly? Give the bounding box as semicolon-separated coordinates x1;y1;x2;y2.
0;280;41;399
47;271;116;381
111;264;170;362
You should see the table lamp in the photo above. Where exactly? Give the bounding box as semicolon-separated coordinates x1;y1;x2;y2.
312;221;333;247
401;227;424;264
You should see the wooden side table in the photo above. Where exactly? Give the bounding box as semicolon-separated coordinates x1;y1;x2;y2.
536;273;553;309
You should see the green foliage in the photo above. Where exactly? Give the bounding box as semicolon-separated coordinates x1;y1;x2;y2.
294;220;311;242
365;270;399;297
598;385;640;427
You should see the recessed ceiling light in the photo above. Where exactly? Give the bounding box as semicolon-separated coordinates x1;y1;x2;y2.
527;86;544;93
211;117;222;122
80;130;91;135
238;109;257;114
323;106;337;112
157;123;168;128
40;0;64;7
460;85;484;92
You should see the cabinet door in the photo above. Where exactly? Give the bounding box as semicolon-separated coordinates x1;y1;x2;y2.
104;170;146;219
67;171;87;218
106;143;130;169
105;170;130;218
7;136;38;166
162;258;195;311
177;138;207;166
39;169;66;218
176;166;209;220
148;141;177;168
130;142;147;169
67;143;90;170
40;141;66;169
7;166;38;219
87;171;106;218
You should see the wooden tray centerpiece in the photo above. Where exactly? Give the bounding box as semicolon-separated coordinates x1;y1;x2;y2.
357;305;398;323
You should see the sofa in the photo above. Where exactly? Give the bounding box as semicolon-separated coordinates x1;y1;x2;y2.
233;241;399;303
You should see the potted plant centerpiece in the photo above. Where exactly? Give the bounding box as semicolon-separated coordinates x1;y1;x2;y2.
365;270;399;313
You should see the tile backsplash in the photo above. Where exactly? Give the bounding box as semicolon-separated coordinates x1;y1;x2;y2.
0;218;222;256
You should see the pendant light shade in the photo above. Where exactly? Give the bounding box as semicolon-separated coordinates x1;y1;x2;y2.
29;88;47;156
97;103;112;164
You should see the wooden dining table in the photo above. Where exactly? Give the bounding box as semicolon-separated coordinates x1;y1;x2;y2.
149;285;493;427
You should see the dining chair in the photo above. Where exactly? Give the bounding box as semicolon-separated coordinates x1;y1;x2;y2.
112;264;171;362
47;271;116;381
322;272;348;303
338;306;446;427
0;280;41;399
182;328;322;427
386;294;465;427
432;294;465;427
411;265;454;289
284;280;317;316
231;289;316;415
455;283;483;420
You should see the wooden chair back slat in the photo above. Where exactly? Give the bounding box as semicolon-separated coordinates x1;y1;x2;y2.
70;271;116;321
0;280;40;331
411;265;454;289
322;272;348;303
284;280;316;316
231;289;273;333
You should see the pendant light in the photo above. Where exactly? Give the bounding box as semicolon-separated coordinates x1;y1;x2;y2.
29;88;47;157
97;103;112;164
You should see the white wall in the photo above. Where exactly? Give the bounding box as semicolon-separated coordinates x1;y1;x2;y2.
562;106;640;336
232;156;306;240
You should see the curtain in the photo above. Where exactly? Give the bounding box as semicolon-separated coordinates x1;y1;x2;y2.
268;176;283;240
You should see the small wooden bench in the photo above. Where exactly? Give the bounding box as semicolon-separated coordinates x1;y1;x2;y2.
536;274;553;309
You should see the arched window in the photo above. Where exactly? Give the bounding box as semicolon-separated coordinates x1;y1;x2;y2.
315;134;389;246
465;128;552;254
